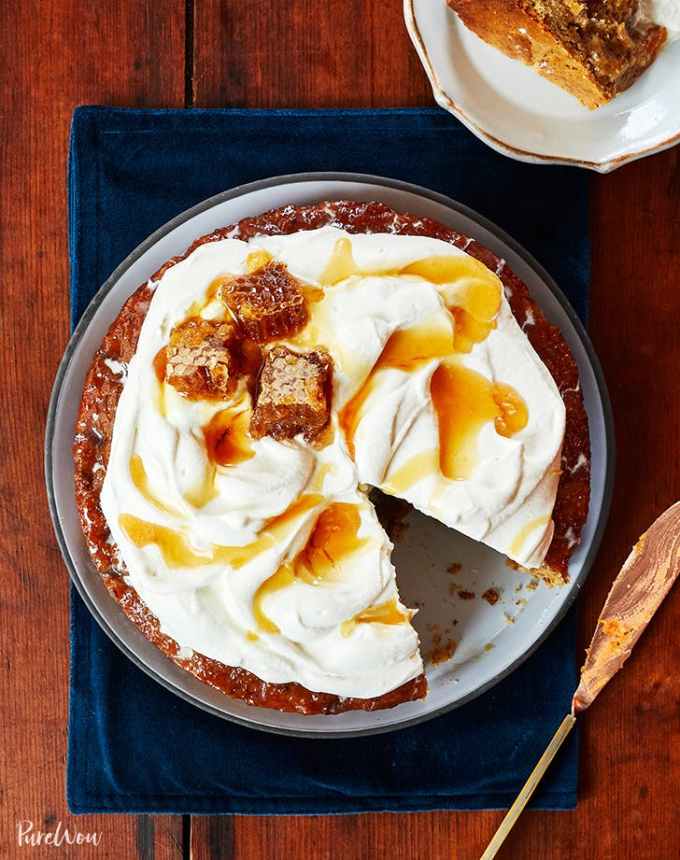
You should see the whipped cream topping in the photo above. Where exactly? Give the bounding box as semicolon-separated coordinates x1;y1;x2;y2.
100;226;565;699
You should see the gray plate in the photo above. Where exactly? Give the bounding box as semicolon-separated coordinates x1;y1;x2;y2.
45;173;614;738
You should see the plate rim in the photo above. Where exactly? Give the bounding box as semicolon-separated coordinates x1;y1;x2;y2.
404;0;680;173
45;170;615;738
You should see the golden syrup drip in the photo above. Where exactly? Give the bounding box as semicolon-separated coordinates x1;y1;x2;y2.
264;493;324;539
339;375;377;461
252;564;295;634
448;271;501;354
205;277;224;303
492;383;529;437
152;348;169;416
183;406;254;507
402;254;491;285
203;406;255;467
183;463;218;509
294;502;367;584
431;362;528;481
253;502;368;631
119;514;213;568
245;630;260;642
449;307;495;354
510;516;550;558
309;461;333;493
339;321;454;460
311;420;336;451
375;323;454;371
129;455;182;517
402;255;502;354
246;249;273;273
184;276;228;319
155;383;167;418
382;450;438;495
120;493;323;571
319;238;361;285
153;347;168;382
340;598;408;637
222;493;324;570
303;284;325;303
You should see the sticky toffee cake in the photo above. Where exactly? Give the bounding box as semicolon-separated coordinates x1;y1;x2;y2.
447;0;667;109
73;201;590;714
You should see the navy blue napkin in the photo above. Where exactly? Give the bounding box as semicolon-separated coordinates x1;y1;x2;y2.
67;106;588;815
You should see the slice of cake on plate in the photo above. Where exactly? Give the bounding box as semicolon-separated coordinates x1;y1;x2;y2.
447;0;667;108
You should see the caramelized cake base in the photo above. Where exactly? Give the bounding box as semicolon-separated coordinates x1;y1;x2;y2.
73;201;590;714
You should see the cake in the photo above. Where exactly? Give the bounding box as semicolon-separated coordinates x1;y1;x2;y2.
447;0;667;109
73;201;590;714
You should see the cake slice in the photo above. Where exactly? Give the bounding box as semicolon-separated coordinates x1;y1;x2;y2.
448;0;667;108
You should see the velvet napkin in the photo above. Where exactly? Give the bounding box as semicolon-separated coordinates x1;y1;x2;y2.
67;105;588;814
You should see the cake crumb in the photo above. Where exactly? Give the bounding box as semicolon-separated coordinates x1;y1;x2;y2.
430;638;457;665
447;562;462;575
457;589;476;600
526;578;540;591
482;588;500;606
484;643;495;652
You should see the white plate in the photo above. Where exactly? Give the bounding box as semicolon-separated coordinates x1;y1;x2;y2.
405;0;680;172
46;173;614;737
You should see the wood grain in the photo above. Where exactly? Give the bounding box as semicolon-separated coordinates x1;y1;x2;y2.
1;0;679;858
191;0;432;108
191;2;680;859
0;2;186;857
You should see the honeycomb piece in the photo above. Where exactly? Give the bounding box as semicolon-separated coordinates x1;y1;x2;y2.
166;317;237;400
220;262;308;342
251;345;332;442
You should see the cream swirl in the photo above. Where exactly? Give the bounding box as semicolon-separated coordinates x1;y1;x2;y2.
100;226;566;698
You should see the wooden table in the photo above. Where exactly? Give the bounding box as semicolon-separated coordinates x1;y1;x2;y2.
1;2;678;858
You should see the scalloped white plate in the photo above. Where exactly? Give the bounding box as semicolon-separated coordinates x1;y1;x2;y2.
405;0;680;172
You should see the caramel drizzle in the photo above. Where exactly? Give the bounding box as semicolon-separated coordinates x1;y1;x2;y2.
340;598;410;638
202;403;255;468
339;319;455;460
320;241;502;353
129;454;182;517
253;502;369;634
119;493;323;571
332;241;526;484
341;347;528;487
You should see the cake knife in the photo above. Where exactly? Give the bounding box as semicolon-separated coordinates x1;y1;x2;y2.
481;501;680;860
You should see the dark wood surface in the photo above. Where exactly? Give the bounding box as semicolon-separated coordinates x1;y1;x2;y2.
1;1;678;858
